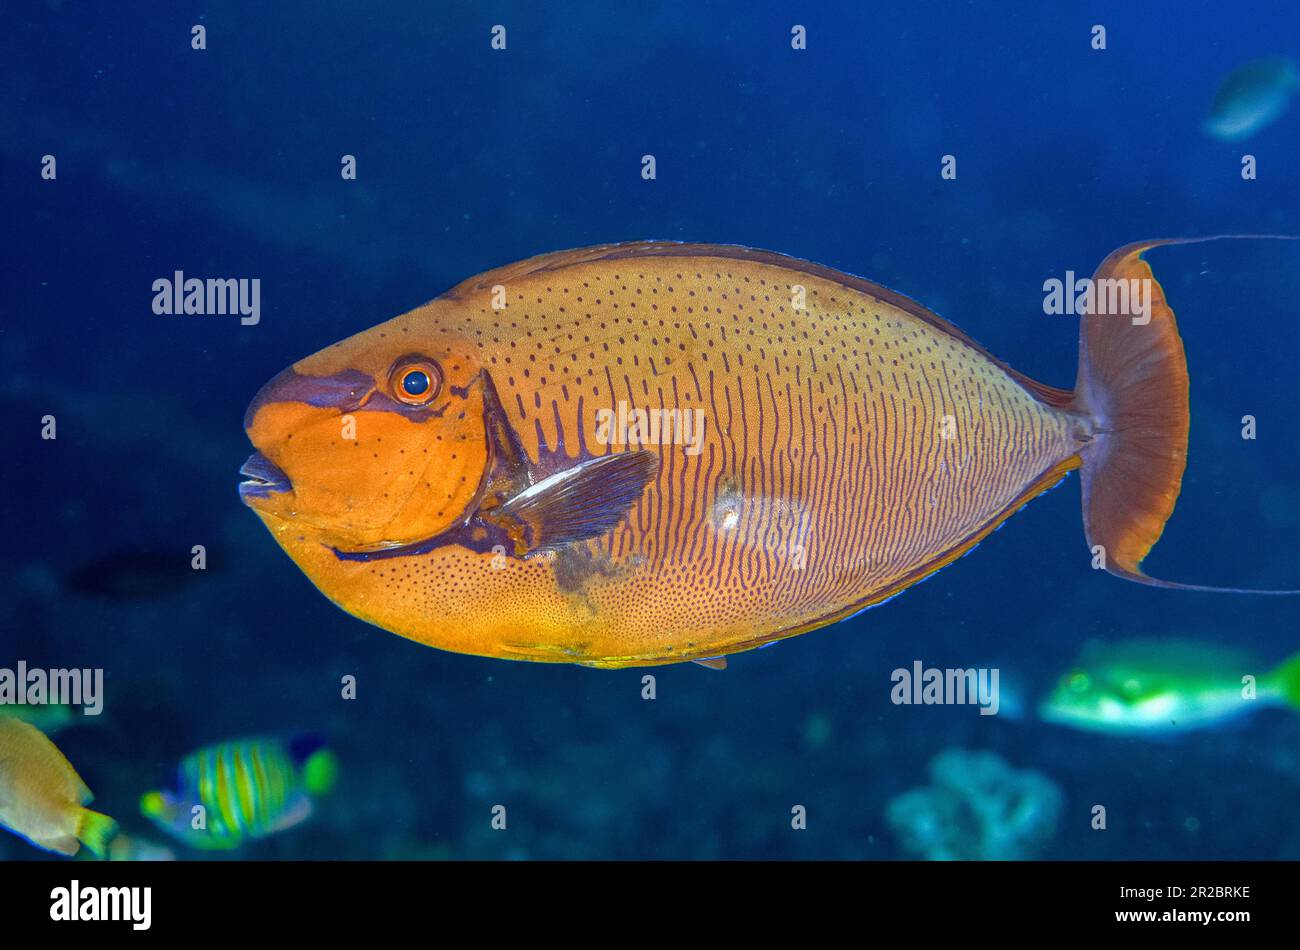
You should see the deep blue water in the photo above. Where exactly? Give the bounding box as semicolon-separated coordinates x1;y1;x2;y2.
3;1;1299;860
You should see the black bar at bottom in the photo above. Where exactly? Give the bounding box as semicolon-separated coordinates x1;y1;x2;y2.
0;859;1287;936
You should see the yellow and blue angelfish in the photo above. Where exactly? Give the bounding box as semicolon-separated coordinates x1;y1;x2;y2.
139;734;337;850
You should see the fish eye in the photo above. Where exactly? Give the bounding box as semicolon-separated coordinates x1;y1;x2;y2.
389;359;442;406
1067;670;1090;693
402;370;430;396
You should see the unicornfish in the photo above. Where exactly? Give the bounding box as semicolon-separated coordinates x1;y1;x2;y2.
240;237;1299;668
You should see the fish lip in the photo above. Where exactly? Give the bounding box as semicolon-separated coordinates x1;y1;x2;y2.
238;451;291;501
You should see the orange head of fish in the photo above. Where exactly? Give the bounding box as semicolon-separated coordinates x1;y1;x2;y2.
239;310;491;554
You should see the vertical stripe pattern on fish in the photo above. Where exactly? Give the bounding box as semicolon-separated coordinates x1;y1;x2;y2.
240;238;1299;668
141;735;336;849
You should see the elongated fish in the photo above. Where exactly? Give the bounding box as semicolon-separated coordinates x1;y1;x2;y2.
240;238;1297;668
1039;640;1300;736
0;702;77;735
1205;57;1299;141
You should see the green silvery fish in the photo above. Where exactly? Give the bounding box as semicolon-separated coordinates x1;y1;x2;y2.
0;703;77;735
1205;57;1299;141
1038;640;1300;736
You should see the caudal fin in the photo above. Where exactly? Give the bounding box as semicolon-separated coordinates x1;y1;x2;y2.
1072;236;1300;593
76;808;119;859
302;749;338;796
1273;653;1300;709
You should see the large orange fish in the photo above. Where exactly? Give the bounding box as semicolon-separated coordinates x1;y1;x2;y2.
240;238;1295;668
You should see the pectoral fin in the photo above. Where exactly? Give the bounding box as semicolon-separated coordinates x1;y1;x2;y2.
491;450;659;552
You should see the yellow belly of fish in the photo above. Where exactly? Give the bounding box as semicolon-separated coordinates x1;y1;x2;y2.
263;255;1080;667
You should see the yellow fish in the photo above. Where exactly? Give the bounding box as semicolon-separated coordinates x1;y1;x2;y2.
0;718;117;857
241;238;1296;668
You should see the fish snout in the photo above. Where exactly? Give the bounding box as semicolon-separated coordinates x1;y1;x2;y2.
240;365;377;507
238;451;292;502
243;366;374;433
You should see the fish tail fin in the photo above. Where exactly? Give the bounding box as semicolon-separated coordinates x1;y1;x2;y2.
76;808;119;859
1071;235;1300;594
287;732;337;795
139;790;169;819
1072;239;1190;585
1270;653;1300;709
302;749;338;796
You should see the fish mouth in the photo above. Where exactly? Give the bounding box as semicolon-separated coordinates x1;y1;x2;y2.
238;452;292;502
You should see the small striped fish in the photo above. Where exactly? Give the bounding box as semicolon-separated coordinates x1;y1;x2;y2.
140;735;336;850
